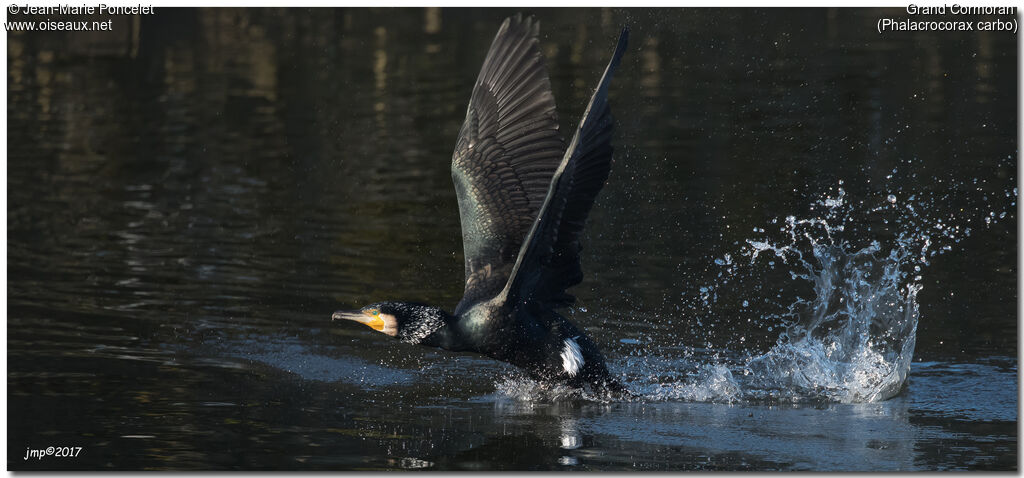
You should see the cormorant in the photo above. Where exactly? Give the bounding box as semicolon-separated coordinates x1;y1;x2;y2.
333;14;629;395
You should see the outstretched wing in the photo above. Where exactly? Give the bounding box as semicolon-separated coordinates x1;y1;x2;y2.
451;14;565;314
500;27;629;311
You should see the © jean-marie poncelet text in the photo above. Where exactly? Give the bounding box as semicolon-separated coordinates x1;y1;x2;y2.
9;4;154;15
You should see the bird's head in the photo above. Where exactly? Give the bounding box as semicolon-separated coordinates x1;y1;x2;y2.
331;301;450;344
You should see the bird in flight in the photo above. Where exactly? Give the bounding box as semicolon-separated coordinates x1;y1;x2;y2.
334;14;629;395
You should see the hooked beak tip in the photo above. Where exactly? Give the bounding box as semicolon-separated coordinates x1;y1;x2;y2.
332;310;367;323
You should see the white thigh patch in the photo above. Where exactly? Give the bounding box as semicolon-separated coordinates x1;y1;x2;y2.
560;337;585;377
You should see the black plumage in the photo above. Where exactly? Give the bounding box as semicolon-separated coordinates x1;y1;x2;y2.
333;14;629;394
451;15;566;312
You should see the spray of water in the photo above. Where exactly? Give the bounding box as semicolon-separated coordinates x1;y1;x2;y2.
664;180;1011;404
740;218;921;403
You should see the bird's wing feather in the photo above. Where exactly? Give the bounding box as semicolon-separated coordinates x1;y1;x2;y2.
452;14;565;315
499;27;629;311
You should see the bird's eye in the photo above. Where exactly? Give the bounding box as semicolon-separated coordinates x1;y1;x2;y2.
371;309;380;316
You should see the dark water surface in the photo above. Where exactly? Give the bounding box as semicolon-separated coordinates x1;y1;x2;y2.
7;7;1017;470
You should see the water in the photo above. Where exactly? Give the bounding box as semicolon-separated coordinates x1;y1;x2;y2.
7;7;1017;471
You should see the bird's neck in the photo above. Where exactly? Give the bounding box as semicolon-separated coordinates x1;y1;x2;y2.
398;305;461;349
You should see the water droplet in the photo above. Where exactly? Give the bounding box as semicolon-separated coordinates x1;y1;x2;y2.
887;194;897;204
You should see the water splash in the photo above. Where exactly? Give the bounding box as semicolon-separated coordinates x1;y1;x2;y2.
626;221;920;403
740;229;921;403
693;179;1010;403
493;376;595;402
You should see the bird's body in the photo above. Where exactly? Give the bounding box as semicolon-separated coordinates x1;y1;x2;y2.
333;14;629;395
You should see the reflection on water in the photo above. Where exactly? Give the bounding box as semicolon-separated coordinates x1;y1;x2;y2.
7;7;1017;471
